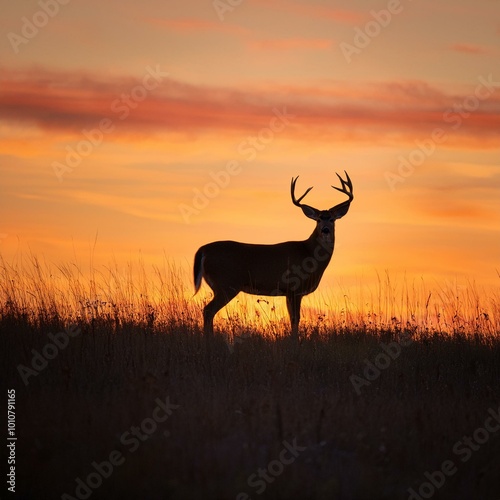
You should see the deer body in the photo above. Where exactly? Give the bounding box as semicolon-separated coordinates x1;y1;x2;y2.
194;172;353;337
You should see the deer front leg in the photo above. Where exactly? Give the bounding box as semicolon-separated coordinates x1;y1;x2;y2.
286;294;302;339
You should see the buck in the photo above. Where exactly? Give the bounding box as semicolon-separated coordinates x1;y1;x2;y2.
194;171;354;337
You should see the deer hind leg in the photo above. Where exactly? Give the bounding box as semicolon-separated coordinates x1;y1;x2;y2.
286;294;303;339
203;289;238;335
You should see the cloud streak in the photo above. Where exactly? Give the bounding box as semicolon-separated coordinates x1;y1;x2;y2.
1;68;499;148
449;43;491;55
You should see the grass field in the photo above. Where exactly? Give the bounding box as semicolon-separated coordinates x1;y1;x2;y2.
2;254;500;500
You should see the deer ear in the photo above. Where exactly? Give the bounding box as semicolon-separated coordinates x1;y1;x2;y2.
301;205;320;220
330;201;351;220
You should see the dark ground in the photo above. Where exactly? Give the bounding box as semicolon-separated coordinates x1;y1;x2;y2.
2;314;500;500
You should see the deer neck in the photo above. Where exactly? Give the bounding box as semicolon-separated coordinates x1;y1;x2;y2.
304;229;335;261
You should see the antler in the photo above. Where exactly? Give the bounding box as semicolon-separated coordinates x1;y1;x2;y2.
291;176;313;205
332;171;353;201
291;176;315;207
329;171;353;216
291;172;353;220
291;176;319;220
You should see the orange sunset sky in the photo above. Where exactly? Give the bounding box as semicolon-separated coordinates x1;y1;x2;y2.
1;0;499;295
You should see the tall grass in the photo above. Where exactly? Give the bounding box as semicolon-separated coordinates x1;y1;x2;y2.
2;251;499;499
1;252;498;337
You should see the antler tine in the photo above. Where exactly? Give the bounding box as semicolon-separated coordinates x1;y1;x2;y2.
291;176;314;206
331;170;353;201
